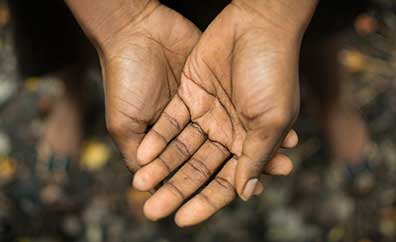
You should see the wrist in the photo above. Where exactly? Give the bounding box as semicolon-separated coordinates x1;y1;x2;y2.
65;0;159;50
231;0;318;42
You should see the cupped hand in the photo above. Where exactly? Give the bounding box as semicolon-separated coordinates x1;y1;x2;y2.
134;0;309;226
90;0;295;225
99;1;201;171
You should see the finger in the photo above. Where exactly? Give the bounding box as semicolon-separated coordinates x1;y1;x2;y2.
116;134;145;173
143;140;230;221
174;153;292;227
262;153;294;176
253;181;264;195
174;157;238;227
235;128;289;202
281;129;298;148
137;94;190;165
133;123;206;191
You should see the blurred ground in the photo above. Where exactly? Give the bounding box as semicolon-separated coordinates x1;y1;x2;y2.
0;1;396;242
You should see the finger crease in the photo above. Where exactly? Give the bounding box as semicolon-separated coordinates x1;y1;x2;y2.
157;157;172;173
198;193;217;211
173;139;191;158
214;176;234;191
152;128;167;144
162;112;181;131
209;140;229;156
166;180;185;199
190;122;206;136
188;158;211;178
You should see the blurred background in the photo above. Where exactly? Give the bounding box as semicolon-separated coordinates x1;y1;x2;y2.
0;0;396;242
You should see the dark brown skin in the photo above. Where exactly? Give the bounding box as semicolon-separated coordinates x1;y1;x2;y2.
135;0;318;226
64;0;305;226
65;0;201;170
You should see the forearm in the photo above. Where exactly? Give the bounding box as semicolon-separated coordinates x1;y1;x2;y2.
65;0;157;48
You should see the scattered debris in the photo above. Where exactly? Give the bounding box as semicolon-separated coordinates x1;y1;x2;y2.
80;140;110;171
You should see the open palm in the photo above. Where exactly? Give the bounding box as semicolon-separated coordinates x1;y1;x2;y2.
135;2;303;226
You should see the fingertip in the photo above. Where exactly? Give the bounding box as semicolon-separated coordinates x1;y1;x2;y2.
282;129;299;148
263;153;294;176
132;170;150;191
136;139;154;166
174;211;190;227
253;181;264;196
143;187;178;221
143;196;163;222
143;201;160;222
174;200;207;227
235;157;245;197
235;155;262;201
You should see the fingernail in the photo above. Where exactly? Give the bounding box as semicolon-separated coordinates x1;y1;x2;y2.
241;178;258;201
253;182;264;196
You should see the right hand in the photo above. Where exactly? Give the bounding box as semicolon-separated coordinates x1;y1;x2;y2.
134;0;311;226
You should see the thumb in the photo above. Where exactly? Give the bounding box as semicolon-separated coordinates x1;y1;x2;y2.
235;128;287;201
